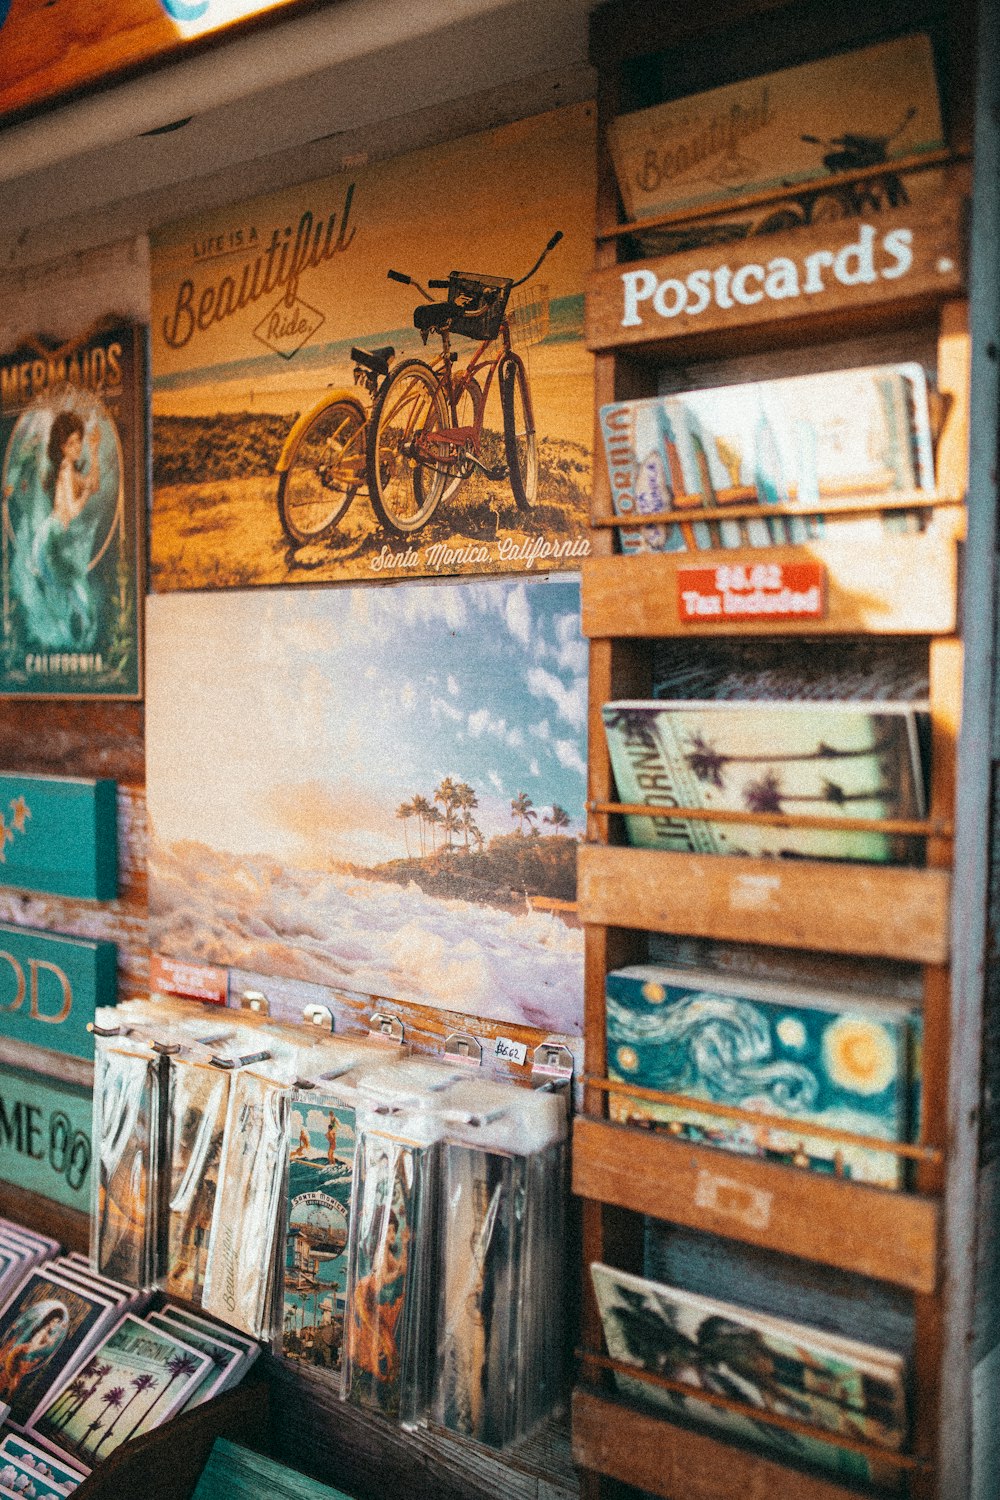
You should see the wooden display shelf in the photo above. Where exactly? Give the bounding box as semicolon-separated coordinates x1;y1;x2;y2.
573;1115;939;1291
0;1180;89;1254
581;528;961;638
578;845;951;963
572;1388;876;1500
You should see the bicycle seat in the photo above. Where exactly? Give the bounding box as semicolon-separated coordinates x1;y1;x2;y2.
351;345;394;375
413;302;460;335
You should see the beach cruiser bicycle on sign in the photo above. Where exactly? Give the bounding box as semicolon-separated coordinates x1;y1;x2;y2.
275;231;563;542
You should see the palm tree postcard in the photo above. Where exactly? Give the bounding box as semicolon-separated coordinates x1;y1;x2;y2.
602;699;926;864
146;577;586;1035
30;1314;211;1466
0;1268;115;1431
590;1262;907;1489
145;1311;239;1411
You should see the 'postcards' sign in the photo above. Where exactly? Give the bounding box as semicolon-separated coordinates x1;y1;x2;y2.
0;925;117;1059
0;1064;91;1210
585;199;965;351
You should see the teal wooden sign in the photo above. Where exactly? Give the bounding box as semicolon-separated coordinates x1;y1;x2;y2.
0;773;117;899
0;1064;91;1210
0;925;116;1059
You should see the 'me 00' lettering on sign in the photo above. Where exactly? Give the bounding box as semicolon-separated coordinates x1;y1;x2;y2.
0;925;116;1060
0;1065;91;1210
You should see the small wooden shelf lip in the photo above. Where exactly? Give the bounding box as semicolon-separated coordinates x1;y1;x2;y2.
583;1077;942;1163
590;490;962;527
577;1352;919;1471
588;800;950;840
572;1115;939;1291
581;538;959;638
578;844;951;964
572;1387;878;1500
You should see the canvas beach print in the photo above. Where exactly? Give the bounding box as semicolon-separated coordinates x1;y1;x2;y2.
282;1091;356;1373
590;1263;907;1490
31;1315;210;1466
0;322;144;698
606;964;916;1186
602;699;926;864
599;363;934;555
146;578;585;1034
150;105;594;590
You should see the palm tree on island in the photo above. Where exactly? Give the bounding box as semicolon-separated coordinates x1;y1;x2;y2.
510;792;538;835
395;801;415;858
544;804;571;832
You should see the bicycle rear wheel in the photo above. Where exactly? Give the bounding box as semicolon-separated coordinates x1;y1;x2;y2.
500;355;537;510
277;396;366;544
367;360;450;533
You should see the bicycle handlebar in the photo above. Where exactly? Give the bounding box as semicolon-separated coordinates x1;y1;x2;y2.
386;231;564;302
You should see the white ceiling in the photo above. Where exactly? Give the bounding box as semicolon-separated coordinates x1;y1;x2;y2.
0;0;595;272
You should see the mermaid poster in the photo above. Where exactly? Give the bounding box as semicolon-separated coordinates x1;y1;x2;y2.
0;320;144;697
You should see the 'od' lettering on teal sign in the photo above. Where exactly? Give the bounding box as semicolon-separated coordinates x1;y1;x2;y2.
0;925;117;1060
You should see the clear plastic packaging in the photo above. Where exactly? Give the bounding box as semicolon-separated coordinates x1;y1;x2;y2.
432;1080;568;1447
342;1059;464;1426
90;1026;167;1288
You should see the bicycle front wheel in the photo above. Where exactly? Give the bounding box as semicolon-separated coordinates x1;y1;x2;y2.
367;361;450;534
277;396;366;544
500;356;537;510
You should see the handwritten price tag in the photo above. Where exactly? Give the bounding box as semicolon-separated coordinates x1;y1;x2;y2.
677;560;825;623
495;1037;528;1066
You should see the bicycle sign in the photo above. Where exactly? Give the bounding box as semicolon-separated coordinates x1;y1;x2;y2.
275;231;563;543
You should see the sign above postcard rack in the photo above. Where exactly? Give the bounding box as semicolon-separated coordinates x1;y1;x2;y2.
0;0;335;126
585;196;966;351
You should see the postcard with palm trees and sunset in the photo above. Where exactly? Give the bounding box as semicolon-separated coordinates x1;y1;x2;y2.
32;1315;210;1467
146;577;586;1034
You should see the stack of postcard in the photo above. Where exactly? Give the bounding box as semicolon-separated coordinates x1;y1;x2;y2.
24;1302;259;1474
0;1433;85;1496
591;1262;908;1491
602;699;927;864
606;963;919;1187
0;1222;59;1311
598;363;935;555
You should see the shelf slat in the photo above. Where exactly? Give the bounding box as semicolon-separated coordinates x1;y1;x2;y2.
585;192;966;355
572;1388;876;1500
573;1115;939;1291
581;532;960;638
578;844;951;963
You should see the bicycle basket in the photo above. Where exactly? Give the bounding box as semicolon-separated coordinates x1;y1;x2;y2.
507;282;550;350
444;271;513;341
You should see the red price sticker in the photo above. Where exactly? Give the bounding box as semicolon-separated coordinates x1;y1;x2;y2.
149;953;229;1005
677;560;825;623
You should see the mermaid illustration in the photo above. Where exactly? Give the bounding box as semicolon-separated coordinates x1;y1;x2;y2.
0;1299;70;1404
